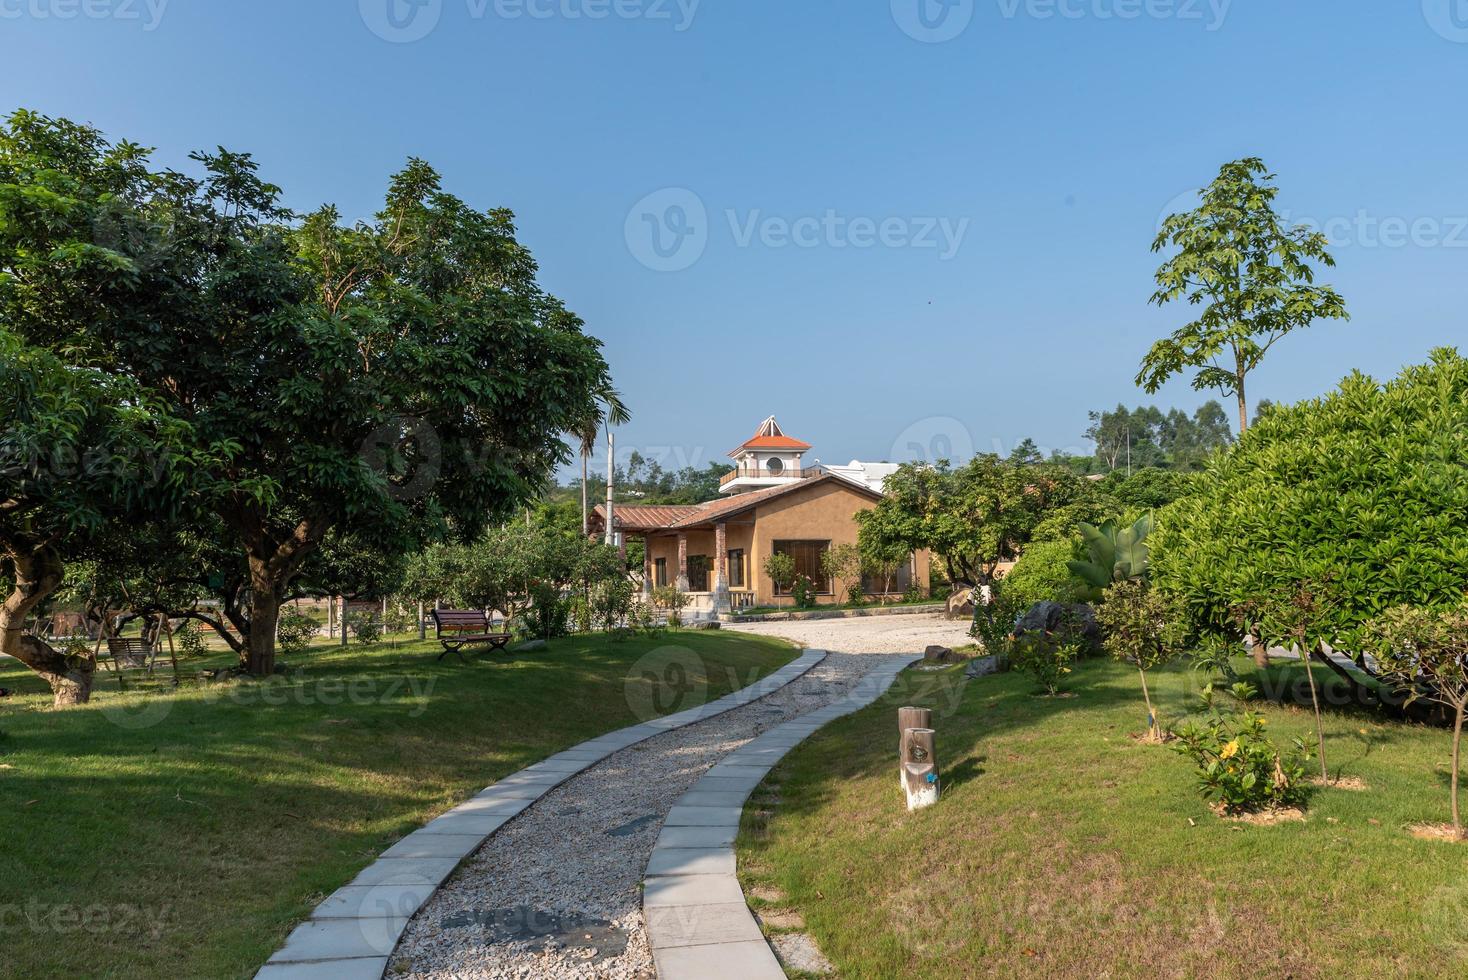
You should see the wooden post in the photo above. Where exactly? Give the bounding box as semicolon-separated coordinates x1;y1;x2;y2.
900;725;939;811
897;707;932;790
676;533;690;592
339;596;349;647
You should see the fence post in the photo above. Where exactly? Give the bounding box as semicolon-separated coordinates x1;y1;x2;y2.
900;724;940;812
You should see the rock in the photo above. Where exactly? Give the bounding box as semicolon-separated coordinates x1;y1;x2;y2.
964;655;1002;679
1013;601;1101;653
512;639;548;653
946;587;976;619
771;933;834;975
924;644;957;663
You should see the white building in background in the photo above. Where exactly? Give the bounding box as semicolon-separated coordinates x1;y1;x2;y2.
816;459;903;494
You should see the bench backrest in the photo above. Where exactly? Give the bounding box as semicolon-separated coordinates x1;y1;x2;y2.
106;637;153;667
432;610;492;633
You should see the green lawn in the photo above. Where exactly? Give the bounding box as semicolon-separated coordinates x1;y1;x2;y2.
0;630;794;979
738;656;1468;979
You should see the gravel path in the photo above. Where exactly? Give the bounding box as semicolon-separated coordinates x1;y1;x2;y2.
723;612;971;654
392;652;906;979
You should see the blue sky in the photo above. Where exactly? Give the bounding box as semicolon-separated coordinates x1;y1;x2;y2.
3;1;1465;477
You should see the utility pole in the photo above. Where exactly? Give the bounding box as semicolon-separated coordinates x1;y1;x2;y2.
605;430;616;547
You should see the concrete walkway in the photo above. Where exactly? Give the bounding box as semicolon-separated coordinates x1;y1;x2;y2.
255;650;828;979
643;655;918;979
723;611;971;655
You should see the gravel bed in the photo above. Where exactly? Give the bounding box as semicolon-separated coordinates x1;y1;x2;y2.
723;612;972;654
392;652;906;980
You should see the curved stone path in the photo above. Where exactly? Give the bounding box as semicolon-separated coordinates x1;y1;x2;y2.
256;651;827;979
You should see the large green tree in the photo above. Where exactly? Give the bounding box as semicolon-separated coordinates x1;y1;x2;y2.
1138;158;1349;433
0;111;619;675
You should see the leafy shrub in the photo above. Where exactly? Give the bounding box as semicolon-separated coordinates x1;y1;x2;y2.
629;600;663;636
790;574;818;610
969;584;1024;666
343;611;380;645
383;605;416;635
651;585;689;628
901;583;927;605
591;577;635;632
174;621;209;658
527;581;570;640
846;583;865;606
1004;539;1088;609
275;610;320;654
569;593;593;634
1096;581;1185;739
1173;683;1310;814
1010;629;1078;696
763;553;797;594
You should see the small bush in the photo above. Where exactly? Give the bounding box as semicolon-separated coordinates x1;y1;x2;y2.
1173;683;1310;814
383;605;416;635
278;610;321;654
174;621;209;658
902;583;927;605
527;581;570;640
1010;630;1078;696
1005;538;1088;609
969;584;1024;666
343;611;380;645
846;583;865;607
790;574;818;610
651;585;689;628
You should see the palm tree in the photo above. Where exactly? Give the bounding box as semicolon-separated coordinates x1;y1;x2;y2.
576;384;630;535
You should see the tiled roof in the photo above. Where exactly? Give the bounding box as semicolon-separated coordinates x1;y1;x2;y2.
594;475;881;533
735;434;812;451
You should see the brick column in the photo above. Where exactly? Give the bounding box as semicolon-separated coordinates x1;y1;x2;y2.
643;538;653;597
713;522;730;613
676;533;690;592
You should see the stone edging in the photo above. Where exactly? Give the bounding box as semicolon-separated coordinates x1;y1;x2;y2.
255;649;830;980
722;603;946;624
643;655;920;979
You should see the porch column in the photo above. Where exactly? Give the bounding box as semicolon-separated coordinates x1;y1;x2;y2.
643;537;653;597
676;533;690;592
713;522;731;613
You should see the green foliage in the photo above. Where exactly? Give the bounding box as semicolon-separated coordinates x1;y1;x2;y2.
968;584;1025;664
1010;629;1078;696
174;621;210;659
790;575;818;610
1004;539;1088;609
1068;513;1152;598
1086;402;1233;474
820;544;862;599
527;581;570;641
591;576;636;632
1096;580;1184;737
1151;349;1468;655
651;585;689;628
763;553;797;592
1173;683;1310;814
276;610;321;656
861;456;1090;586
344;611;381;645
1139;157;1349;431
1105;468;1197;510
1368;603;1468;833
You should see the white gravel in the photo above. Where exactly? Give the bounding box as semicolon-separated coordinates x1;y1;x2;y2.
391;651;910;980
723;612;972;655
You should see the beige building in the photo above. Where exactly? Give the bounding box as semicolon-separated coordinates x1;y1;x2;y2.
591;419;930;613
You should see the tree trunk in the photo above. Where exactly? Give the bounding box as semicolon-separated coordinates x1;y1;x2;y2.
1453;702;1464;837
243;556;282;675
1302;643;1329;781
1139;667;1159;739
0;544;96;706
581;451;589;536
1234;358;1249;434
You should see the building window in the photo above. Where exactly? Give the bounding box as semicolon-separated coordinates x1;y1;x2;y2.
772;540;831;595
654;558;668;588
766;457;784;475
862;556;914;595
727;549;746;588
687;555;710;592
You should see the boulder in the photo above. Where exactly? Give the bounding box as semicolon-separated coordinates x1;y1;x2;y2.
1013;601;1101;653
924;644;958;664
511;639;548;653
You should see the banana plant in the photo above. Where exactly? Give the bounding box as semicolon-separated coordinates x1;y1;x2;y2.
1068;512;1152;599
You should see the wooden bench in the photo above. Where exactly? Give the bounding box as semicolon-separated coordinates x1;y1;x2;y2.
430;610;512;663
103;637;157;673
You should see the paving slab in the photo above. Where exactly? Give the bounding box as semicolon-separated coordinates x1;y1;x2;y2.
268;917;409;962
656;824;739;849
645;847;737;877
643;873;748;908
645;901;767;948
651;940;784;980
664;805;746;826
349;857;462;887
255;956;391;980
379;833;483;860
311;884;438;920
677;790;755;809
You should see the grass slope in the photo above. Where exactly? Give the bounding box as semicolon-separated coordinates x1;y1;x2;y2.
739;657;1468;979
0;630;794;978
